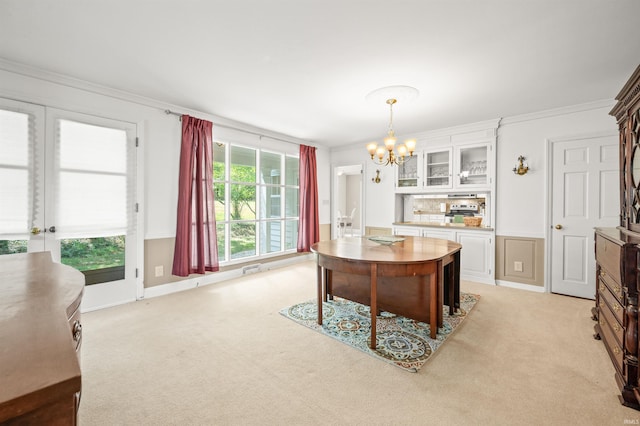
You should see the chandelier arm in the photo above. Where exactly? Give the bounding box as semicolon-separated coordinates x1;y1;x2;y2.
370;157;391;166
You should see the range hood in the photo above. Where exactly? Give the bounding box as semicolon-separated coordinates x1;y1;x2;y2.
447;193;482;199
413;193;487;199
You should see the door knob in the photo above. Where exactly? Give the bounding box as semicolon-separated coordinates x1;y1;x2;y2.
30;226;55;235
555;224;563;230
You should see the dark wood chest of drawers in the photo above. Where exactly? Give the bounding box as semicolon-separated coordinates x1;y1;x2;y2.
594;228;640;409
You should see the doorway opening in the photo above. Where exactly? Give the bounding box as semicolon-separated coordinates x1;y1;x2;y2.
332;164;363;238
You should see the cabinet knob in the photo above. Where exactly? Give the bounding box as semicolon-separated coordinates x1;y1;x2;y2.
72;321;82;342
555;224;563;230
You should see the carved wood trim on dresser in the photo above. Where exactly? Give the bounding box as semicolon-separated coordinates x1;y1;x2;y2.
610;65;640;232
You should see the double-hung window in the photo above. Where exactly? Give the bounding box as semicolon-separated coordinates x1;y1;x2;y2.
213;142;298;262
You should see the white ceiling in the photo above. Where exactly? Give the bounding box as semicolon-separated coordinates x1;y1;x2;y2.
1;0;639;148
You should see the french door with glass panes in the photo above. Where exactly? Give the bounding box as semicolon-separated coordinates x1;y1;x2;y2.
0;98;137;310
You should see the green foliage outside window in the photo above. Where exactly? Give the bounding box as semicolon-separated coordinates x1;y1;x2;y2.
0;240;28;255
61;236;125;271
0;236;124;273
214;162;256;220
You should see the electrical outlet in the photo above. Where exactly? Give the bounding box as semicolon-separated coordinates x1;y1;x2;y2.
514;261;523;272
155;265;164;277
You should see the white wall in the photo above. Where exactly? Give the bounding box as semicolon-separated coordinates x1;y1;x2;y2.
496;101;617;238
0;63;332;241
316;147;331;226
330;147;396;228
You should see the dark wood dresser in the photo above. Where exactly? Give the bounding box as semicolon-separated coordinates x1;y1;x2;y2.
594;228;639;408
594;64;640;409
0;252;84;425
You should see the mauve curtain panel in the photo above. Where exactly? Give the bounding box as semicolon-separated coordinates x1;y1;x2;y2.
297;144;320;252
172;115;219;277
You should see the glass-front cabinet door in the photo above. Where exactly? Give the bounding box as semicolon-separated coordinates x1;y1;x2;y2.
455;144;490;188
424;148;452;189
395;154;422;192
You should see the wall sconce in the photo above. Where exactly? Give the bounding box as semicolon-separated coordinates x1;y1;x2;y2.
372;169;381;183
513;155;529;175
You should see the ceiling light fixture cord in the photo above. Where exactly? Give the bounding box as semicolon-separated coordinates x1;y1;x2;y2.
388;99;395;134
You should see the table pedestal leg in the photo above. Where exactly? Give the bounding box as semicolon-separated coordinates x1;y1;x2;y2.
429;271;437;339
317;264;323;325
370;263;377;349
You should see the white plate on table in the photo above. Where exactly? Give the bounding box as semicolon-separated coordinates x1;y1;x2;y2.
367;236;405;246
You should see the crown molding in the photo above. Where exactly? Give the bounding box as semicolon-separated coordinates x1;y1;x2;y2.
409;118;502;141
0;57;312;147
336;117;502;153
499;99;615;126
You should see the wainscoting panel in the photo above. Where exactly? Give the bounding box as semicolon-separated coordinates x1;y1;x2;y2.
365;226;392;236
144;238;185;288
495;235;545;287
145;238;310;288
319;223;331;241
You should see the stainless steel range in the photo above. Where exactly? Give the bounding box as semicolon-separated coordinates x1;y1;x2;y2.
445;203;478;222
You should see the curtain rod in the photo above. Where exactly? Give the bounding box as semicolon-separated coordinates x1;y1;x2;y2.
164;109;309;147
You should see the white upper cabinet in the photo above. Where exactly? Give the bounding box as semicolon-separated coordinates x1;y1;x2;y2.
454;143;491;189
424;147;453;189
394;142;492;193
394;154;423;192
392;119;498;194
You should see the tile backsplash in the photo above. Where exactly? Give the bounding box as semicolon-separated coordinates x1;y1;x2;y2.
413;197;484;212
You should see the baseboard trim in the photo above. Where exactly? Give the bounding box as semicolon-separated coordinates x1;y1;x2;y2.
461;275;496;285
143;253;314;299
496;279;545;293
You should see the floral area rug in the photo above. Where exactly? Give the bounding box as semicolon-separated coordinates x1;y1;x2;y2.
280;293;479;372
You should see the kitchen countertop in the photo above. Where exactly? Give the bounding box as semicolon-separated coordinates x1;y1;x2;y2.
393;221;494;231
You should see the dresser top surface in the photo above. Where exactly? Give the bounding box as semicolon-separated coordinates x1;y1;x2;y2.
596;227;640;246
0;252;84;420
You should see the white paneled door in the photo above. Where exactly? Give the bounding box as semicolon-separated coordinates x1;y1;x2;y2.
550;134;619;299
0;98;138;311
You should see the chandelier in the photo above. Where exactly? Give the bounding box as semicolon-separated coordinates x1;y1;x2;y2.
366;98;416;166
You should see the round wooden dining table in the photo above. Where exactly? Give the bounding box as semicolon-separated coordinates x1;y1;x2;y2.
311;236;462;349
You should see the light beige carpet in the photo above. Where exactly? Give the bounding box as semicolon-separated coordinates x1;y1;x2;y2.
78;260;638;425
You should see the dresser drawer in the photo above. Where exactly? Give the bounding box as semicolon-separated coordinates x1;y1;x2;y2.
599;296;624;348
596;235;622;284
600;313;624;375
599;268;623;301
598;279;624;325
